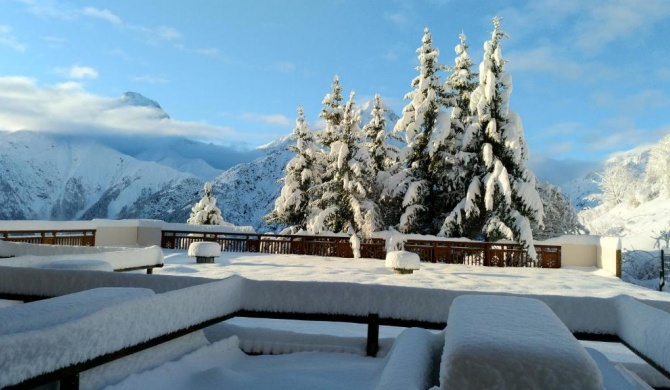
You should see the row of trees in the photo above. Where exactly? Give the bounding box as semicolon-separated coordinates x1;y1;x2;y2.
266;17;580;257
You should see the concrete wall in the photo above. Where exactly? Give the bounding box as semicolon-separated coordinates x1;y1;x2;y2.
95;226;139;247
598;236;622;277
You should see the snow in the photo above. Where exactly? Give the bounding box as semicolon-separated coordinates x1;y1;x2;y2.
187;242;221;258
438;295;603;390
0;241;164;270
385;250;420;270
2;249;670;388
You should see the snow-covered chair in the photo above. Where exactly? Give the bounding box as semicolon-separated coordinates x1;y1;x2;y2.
438;295;603;390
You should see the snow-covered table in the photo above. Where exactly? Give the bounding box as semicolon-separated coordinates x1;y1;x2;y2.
438;295;604;390
188;242;221;263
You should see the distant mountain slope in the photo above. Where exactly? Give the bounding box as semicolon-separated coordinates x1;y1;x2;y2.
0;131;201;221
211;136;292;232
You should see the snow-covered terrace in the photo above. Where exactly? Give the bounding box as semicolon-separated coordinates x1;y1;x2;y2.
2;248;670;389
0;220;667;389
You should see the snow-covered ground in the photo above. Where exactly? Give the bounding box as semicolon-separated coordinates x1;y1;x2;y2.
110;249;667;389
4;249;670;389
156;250;668;301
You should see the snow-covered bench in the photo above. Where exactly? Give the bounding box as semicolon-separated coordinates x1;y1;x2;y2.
438;295;604;389
0;239;164;274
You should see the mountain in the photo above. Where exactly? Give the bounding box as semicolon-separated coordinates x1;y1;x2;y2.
211;136;293;232
0;97;402;230
0;131;202;221
561;138;670;251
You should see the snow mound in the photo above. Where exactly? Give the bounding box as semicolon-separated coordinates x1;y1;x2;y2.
385;251;420;270
438;295;603;390
188;242;221;258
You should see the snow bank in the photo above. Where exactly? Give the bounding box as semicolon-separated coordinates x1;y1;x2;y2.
0;266;213;297
385;251;420;271
188;242;221;258
204;321;387;356
82;331;210;390
438;295;603;390
0;276;245;388
617;296;670;375
163;222;255;234
36;259;114;272
585;347;654;390
0;241;164;271
376;328;442;390
0;288;154;337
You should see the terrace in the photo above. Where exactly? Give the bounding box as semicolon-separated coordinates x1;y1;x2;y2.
0;219;668;389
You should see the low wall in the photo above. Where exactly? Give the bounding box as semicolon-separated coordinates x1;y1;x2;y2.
598;237;622;278
539;235;621;277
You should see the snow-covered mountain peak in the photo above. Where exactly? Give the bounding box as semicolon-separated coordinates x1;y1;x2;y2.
120;92;170;119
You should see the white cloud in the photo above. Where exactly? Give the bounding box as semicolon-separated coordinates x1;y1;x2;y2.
268;61;296;73
0;25;27;52
241;112;291;126
574;0;670;53
80;7;122;25
132;74;169;84
195;47;221;57
68;65;98;79
0;76;239;142
506;47;583;80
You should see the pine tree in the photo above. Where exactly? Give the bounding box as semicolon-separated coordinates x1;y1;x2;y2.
440;17;544;259
308;92;381;236
265;107;320;232
362;94;403;229
187;182;224;225
317;75;344;149
437;32;480;233
391;27;452;234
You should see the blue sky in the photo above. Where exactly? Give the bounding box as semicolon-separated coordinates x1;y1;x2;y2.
1;0;670;180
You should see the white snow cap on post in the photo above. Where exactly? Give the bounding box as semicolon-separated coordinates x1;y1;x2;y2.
188;242;221;258
385;251;420;273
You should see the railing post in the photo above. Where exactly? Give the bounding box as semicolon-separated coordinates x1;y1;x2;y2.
60;373;80;390
366;313;379;357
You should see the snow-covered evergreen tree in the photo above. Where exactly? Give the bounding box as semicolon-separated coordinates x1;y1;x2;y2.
317;75;345;149
391;27;453;234
440;17;544;259
187;182;224;225
362;94;403;229
533;182;585;240
265;107;321;231
308;92;381;236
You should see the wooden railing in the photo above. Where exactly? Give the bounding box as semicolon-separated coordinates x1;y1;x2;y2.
160;230;561;268
0;229;96;247
403;239;561;268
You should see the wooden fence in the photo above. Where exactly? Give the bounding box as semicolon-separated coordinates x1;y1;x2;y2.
161;230;561;268
0;230;96;247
